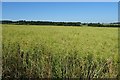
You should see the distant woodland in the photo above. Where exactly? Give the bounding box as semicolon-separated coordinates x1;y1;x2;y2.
1;20;120;27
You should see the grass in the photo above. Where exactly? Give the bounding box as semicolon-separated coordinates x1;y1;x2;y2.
0;24;2;79
2;24;118;79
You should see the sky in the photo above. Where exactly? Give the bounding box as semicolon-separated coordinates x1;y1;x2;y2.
2;2;118;23
2;0;120;2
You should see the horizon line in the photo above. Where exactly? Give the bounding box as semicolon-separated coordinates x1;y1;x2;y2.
1;19;118;24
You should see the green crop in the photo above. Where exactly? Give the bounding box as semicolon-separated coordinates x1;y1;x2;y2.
2;24;118;79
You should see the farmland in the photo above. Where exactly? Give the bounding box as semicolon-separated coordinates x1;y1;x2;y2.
2;24;118;78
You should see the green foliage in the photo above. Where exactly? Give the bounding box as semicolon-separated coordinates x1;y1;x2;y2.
2;25;118;79
1;20;81;26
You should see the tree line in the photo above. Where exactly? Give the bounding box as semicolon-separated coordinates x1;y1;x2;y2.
87;23;120;27
1;20;81;26
1;20;120;27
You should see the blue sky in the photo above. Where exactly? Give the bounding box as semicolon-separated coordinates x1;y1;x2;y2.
2;0;120;2
2;2;118;23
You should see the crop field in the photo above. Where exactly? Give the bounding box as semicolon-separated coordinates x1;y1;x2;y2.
2;24;119;78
